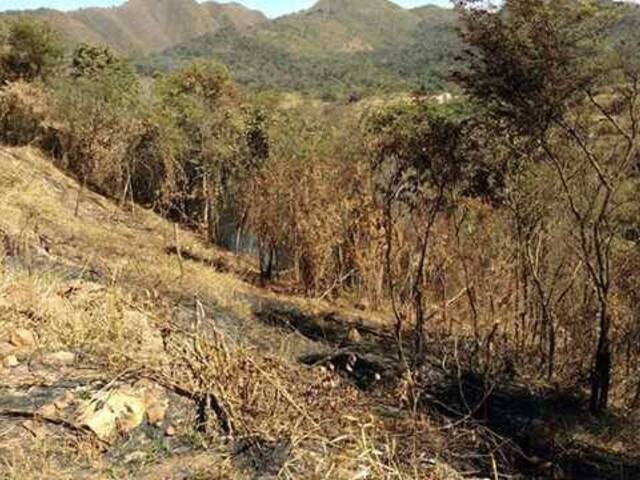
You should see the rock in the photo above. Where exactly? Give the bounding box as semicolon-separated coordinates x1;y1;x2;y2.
345;327;362;345
3;355;19;368
38;404;58;417
165;425;176;437
9;328;36;348
40;351;75;367
54;391;76;410
146;401;168;427
0;341;16;357
79;388;146;440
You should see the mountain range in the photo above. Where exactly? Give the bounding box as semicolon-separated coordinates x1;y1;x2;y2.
139;0;461;96
4;0;267;55
4;0;640;97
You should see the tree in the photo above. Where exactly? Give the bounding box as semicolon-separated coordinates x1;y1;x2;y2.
51;44;144;203
365;100;471;365
154;61;245;241
454;0;639;412
0;17;63;84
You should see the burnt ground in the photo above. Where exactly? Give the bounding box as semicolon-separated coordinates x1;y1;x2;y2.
250;303;640;479
1;146;639;479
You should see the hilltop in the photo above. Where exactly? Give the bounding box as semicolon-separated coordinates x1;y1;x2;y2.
3;0;267;55
4;0;640;97
139;0;460;96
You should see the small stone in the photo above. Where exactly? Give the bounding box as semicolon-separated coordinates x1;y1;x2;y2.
9;328;36;348
3;355;19;368
54;391;75;410
146;401;168;427
41;351;75;367
38;404;58;417
345;327;362;344
165;425;176;437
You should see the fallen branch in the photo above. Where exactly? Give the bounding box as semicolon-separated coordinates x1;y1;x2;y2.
0;409;111;447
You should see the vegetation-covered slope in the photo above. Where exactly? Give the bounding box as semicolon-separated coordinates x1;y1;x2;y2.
2;1;640;477
139;1;460;96
3;0;267;55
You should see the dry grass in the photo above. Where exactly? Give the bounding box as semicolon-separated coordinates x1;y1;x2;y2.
0;146;469;479
4;146;637;479
4;144;640;480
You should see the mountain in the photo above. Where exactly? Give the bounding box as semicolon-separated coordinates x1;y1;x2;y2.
4;0;267;55
139;1;460;97
262;0;423;54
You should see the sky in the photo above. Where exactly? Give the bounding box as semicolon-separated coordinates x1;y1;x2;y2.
0;0;453;18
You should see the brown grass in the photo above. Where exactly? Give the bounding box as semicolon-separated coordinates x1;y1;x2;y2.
0;146;469;479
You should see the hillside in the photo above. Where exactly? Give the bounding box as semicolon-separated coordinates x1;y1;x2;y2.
0;145;432;478
1;143;639;479
3;0;640;474
139;1;460;96
4;0;267;55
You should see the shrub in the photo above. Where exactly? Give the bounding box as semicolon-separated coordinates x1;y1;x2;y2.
0;17;63;84
0;80;50;145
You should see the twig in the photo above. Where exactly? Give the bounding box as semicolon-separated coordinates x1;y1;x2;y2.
174;223;184;282
318;269;355;300
0;409;110;447
247;358;319;428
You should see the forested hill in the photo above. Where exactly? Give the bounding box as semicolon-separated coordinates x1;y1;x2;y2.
5;0;640;98
136;0;640;98
1;0;267;56
137;1;460;97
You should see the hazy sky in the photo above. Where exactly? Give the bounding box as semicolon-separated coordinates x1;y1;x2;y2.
0;1;453;17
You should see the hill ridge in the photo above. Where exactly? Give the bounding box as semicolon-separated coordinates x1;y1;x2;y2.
2;0;268;55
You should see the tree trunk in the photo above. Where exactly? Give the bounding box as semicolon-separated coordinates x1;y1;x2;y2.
413;234;430;366
590;308;611;414
547;312;556;380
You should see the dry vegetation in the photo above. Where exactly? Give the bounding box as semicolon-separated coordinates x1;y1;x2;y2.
1;1;640;479
0;146;481;480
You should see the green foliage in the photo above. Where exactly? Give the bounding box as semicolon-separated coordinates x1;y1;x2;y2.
71;43;136;89
152;61;250;236
0;17;63;84
453;0;614;135
365;100;476;200
154;61;232;120
136;5;459;98
50;45;143;197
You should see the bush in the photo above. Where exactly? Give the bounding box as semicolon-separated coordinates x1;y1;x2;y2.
0;17;63;84
49;45;144;199
0;80;50;145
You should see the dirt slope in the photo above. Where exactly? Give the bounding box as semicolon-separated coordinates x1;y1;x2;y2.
0;147;465;479
1;147;639;479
